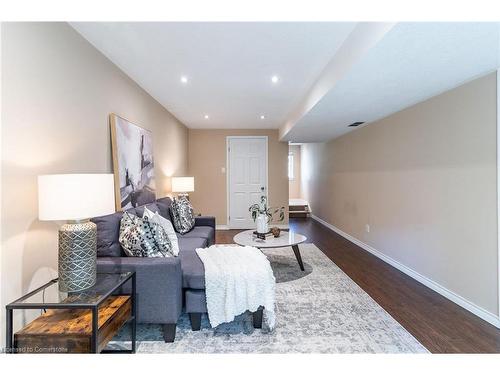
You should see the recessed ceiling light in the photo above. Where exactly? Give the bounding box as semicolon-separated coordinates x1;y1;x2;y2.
271;75;279;84
260;115;265;120
180;76;188;84
204;114;209;119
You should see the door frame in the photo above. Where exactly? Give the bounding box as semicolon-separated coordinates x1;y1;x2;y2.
497;69;500;321
226;136;269;229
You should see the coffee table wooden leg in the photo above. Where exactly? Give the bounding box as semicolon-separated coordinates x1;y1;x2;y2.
292;244;305;271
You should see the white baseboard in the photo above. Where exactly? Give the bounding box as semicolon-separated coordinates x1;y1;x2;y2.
311;214;500;329
216;225;229;230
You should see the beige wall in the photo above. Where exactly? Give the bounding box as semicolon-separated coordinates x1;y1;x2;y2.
301;72;499;316
188;129;289;226
1;23;188;336
288;145;302;199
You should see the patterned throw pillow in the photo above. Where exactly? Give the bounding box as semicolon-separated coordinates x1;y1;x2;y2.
171;196;195;234
119;212;173;257
143;207;180;256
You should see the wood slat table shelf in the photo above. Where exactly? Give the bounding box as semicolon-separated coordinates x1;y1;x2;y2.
14;296;131;353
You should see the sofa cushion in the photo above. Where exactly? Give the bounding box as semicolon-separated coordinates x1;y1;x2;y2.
178;237;207;289
124;207;137;216
133;202;160;218
91;212;125;257
156;197;173;220
177;226;214;243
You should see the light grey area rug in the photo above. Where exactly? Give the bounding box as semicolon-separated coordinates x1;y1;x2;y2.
111;244;428;353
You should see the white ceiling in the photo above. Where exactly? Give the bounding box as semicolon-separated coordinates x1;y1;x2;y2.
284;22;500;142
70;22;356;129
71;22;500;142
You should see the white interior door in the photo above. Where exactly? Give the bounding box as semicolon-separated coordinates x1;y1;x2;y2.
227;137;268;229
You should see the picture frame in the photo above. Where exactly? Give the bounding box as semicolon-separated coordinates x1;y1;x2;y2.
110;113;156;210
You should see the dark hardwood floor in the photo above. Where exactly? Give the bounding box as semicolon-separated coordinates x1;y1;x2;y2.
216;218;500;353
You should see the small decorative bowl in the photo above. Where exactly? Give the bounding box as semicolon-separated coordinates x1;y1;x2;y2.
271;227;281;238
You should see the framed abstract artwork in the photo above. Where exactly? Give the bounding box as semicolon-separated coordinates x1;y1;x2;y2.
110;114;156;210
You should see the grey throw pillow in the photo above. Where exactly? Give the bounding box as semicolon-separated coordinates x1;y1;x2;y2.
119;212;173;257
171;196;195;234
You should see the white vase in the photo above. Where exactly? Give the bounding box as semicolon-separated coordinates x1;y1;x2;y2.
256;213;269;234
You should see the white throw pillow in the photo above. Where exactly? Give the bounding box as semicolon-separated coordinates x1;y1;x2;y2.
143;207;180;256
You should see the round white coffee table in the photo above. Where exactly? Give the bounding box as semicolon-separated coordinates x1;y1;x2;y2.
233;230;307;271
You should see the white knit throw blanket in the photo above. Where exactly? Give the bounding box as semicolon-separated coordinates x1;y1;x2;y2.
195;245;276;330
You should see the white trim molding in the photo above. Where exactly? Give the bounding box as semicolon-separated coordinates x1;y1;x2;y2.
496;68;500;323
311;214;500;329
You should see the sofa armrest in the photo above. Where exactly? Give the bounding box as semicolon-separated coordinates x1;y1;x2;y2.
96;256;182;324
195;216;215;229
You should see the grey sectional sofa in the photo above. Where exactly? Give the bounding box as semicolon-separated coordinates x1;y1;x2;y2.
91;197;215;342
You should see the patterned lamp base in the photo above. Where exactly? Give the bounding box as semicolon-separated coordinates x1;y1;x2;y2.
58;221;97;292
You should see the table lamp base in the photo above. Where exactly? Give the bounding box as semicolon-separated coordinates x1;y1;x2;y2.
58;221;97;292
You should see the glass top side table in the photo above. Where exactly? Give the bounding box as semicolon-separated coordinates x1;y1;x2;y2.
5;272;136;354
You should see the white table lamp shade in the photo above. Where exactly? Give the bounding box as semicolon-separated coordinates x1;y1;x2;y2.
38;174;115;221
171;177;194;193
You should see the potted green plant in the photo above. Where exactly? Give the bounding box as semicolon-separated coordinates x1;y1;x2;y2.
249;187;285;234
